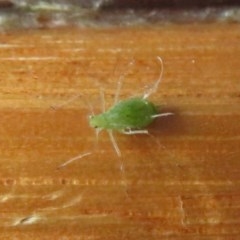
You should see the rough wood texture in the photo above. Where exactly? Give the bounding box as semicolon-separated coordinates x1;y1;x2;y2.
0;24;239;239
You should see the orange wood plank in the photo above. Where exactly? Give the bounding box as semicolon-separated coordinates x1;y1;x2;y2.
0;24;239;239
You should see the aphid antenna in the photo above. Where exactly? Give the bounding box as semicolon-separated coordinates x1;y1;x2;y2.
50;94;82;110
51;93;95;117
143;56;164;100
82;94;95;117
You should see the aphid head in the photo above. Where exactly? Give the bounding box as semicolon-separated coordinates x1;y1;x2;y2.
89;114;106;129
89;115;97;129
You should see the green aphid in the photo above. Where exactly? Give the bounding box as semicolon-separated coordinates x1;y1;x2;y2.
89;56;173;156
59;57;172;168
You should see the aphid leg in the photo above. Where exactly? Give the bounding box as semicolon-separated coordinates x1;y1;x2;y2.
108;130;121;157
143;56;163;99
99;88;106;112
151;112;174;119
57;152;92;169
114;59;135;104
58;128;100;170
108;130;128;195
114;80;122;105
95;128;101;144
93;128;102;152
122;129;149;135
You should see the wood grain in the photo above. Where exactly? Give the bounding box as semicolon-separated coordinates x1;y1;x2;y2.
0;24;240;239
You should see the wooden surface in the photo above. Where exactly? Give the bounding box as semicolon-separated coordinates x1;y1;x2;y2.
0;24;240;239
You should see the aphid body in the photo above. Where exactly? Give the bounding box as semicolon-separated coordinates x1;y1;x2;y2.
90;97;158;131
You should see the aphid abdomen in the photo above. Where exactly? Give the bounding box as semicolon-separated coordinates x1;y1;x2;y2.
104;97;158;130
